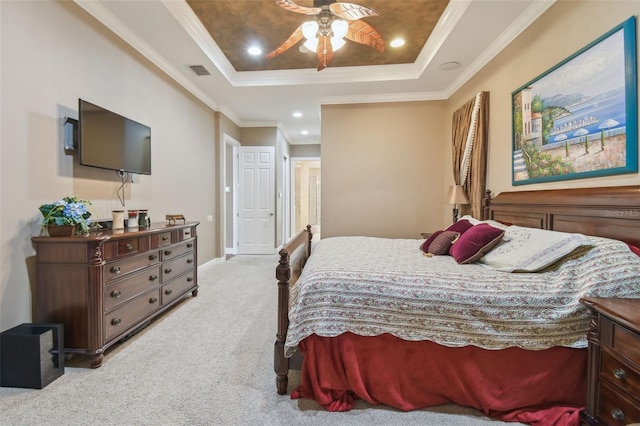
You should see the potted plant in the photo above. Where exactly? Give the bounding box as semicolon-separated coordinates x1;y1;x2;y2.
39;196;92;236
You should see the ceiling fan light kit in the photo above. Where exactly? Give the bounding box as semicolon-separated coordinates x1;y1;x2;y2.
266;0;385;71
302;19;349;52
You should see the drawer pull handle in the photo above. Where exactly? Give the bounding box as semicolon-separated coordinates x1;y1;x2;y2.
111;266;121;274
613;368;626;380
187;258;194;264
164;289;173;295
164;250;172;255
149;297;158;304
165;268;172;274
187;277;193;282
125;243;133;251
611;408;624;421
162;236;169;241
150;275;158;281
111;290;122;298
149;254;157;260
185;231;190;236
187;243;193;248
111;318;121;326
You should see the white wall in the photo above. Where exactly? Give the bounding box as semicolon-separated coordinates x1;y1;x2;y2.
321;101;447;238
0;1;218;330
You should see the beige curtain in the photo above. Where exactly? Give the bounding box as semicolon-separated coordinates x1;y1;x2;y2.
451;91;490;218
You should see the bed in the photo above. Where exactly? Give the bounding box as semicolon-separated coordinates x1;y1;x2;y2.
274;185;640;425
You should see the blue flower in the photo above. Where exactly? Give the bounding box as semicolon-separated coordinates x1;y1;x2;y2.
39;196;92;235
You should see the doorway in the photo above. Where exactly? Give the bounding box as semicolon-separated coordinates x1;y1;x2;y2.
238;146;276;254
291;158;321;239
224;135;240;257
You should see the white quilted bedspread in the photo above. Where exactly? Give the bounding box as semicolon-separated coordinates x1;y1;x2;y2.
285;235;640;357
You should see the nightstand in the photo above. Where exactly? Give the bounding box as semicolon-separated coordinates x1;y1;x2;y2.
579;297;640;425
420;233;432;239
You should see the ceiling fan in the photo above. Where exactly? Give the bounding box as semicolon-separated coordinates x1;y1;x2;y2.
266;0;385;71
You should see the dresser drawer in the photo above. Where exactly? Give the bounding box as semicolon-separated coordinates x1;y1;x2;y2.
162;240;195;261
611;322;640;366
105;251;161;283
104;266;161;312
598;380;640;425
162;253;195;283
152;231;174;248
103;236;150;260
104;288;161;342
161;271;196;305
601;351;640;400
181;227;195;241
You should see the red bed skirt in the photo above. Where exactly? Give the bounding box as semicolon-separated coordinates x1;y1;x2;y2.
291;333;586;425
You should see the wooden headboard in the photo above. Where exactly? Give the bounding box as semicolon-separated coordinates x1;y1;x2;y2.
484;185;640;247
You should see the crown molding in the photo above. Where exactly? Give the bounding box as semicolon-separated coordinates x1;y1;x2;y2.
440;0;556;99
73;0;555;139
414;0;471;76
163;0;466;87
160;0;237;82
73;0;221;112
320;90;448;106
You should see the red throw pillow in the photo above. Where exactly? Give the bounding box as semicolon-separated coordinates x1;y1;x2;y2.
445;219;474;234
449;223;505;264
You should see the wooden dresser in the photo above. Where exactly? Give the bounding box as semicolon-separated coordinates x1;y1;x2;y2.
579;297;640;425
32;222;199;367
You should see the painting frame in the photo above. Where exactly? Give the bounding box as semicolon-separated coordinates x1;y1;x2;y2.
511;16;637;186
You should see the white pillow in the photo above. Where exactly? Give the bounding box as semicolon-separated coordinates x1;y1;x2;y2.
458;215;510;231
458;214;479;224
478;226;593;272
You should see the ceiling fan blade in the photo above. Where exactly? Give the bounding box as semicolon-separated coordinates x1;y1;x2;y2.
329;2;380;20
265;25;304;59
275;0;321;16
345;20;385;52
316;35;333;71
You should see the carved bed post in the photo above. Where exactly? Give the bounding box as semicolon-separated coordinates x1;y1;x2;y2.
275;248;292;394
581;301;602;425
274;225;312;395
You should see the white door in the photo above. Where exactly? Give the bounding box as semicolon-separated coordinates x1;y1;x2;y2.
238;146;275;254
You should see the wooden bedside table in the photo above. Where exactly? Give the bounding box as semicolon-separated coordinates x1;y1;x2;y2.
579;297;640;425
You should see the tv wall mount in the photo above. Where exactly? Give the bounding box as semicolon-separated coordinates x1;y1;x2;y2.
63;117;78;151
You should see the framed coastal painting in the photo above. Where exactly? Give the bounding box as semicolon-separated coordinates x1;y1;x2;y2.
511;16;637;185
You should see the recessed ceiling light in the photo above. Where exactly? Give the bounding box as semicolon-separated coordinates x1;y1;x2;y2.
247;46;262;56
439;61;460;71
293;111;302;118
301;130;309;135
390;38;405;48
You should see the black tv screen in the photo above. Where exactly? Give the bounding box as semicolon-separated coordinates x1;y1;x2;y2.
78;99;151;175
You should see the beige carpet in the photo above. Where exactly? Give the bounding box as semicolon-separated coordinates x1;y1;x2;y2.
0;255;519;425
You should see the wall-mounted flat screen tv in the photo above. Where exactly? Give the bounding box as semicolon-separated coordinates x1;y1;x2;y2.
78;99;151;175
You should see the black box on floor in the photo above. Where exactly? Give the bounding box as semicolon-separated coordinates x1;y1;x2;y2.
0;323;64;389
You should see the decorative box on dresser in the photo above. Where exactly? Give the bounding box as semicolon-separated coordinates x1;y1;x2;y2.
31;222;199;368
579;297;640;425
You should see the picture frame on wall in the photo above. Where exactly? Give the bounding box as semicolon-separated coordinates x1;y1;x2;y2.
511;16;637;186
